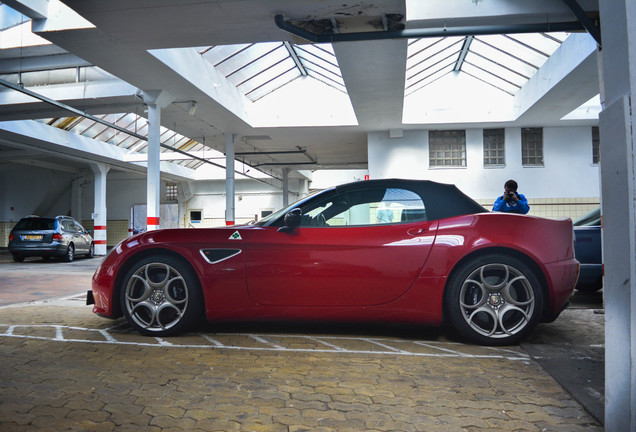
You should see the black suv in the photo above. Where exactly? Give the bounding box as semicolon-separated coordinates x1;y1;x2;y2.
8;215;94;262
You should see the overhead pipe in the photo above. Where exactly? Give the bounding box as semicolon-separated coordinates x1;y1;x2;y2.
252;161;317;168
275;14;585;43
235;150;307;155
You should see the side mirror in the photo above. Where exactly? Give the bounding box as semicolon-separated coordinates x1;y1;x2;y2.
278;208;302;232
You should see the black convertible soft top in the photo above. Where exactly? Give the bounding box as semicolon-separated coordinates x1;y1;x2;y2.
334;178;487;221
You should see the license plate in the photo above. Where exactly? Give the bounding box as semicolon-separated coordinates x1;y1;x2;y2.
23;235;43;241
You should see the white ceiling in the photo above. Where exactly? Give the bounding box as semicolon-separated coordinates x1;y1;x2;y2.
0;0;600;181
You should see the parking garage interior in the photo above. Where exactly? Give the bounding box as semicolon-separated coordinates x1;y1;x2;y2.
0;1;634;430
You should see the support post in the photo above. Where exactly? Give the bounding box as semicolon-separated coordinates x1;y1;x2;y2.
225;133;236;225
282;168;290;207
598;1;636;430
146;102;161;231
90;163;109;256
143;90;174;231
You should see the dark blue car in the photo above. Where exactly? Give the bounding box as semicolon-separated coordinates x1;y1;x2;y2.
8;215;94;263
573;207;602;292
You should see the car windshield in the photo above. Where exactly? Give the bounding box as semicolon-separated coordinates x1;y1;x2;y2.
13;218;55;230
254;189;326;226
573;207;601;226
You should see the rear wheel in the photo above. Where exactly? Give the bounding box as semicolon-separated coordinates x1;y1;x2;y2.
445;254;543;345
12;254;24;263
64;244;74;262
120;255;202;336
86;243;95;259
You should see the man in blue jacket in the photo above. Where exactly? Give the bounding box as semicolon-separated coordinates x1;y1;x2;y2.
492;180;530;214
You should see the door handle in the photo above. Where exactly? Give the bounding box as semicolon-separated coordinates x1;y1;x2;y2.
407;227;427;236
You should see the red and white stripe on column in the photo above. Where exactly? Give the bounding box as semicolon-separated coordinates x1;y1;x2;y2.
129;207;134;236
94;225;107;255
147;216;160;231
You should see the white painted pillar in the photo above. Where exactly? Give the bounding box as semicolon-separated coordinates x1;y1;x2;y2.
90;163;109;256
143;90;174;231
282;168;290;207
129;207;134;237
147;102;161;231
598;2;636;430
225;133;236;226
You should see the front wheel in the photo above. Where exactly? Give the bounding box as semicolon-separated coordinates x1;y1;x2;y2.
120;255;202;336
445;254;544;346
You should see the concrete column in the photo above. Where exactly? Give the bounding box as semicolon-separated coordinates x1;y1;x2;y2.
146;102;161;231
90;163;109;256
282;168;290;207
143;90;174;231
128;207;134;237
598;2;636;430
225;133;236;225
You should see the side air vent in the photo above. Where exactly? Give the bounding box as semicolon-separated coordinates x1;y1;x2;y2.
200;249;242;264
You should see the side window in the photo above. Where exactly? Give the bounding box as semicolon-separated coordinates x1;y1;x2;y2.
299;187;426;227
74;222;85;232
61;220;74;231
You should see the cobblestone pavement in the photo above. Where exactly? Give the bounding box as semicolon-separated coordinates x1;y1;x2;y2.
0;302;602;432
0;253;603;431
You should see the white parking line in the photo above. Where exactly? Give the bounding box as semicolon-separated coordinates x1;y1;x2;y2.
249;334;285;349
306;336;346;351
0;323;532;361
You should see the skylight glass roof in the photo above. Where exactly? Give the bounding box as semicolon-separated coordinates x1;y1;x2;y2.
202;32;568;103
40;114;220;170
0;3;26;31
0;4;51;49
406;32;569;96
200;42;345;102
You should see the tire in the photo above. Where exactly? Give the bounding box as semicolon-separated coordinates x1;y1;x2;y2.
120;255;202;337
86;243;95;259
575;282;602;293
64;244;75;262
445;254;544;346
12;254;24;263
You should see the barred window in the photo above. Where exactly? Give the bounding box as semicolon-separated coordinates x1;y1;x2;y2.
521;128;543;166
166;183;178;201
592;126;600;164
483;128;505;166
429;130;466;167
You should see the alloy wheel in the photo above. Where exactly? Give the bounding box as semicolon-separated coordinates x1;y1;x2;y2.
458;263;535;339
124;262;189;333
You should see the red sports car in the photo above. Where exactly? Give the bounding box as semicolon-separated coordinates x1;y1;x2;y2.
88;179;579;345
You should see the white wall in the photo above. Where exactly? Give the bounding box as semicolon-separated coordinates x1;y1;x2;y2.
310;170;370;190
184;178;305;224
368;126;600;201
0;164;75;222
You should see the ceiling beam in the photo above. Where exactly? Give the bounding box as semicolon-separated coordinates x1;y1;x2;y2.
0;54;92;74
